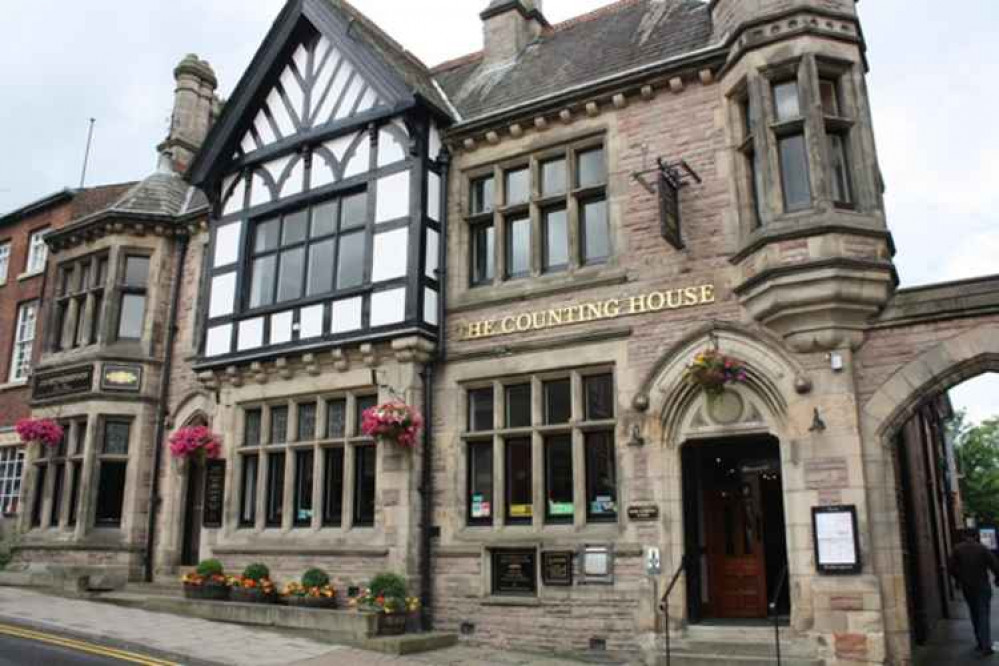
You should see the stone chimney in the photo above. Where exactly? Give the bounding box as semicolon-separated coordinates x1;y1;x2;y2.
158;54;218;175
480;0;548;67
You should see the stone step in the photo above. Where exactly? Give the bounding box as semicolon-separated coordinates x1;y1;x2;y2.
656;654;821;666
674;640;814;658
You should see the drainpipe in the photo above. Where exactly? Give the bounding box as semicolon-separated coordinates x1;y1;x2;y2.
144;229;189;582
420;145;450;631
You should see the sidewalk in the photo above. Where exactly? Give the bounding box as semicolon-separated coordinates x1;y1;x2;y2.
915;595;999;666
0;587;607;666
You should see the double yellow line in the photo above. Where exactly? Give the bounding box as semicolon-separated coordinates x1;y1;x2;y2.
0;622;179;665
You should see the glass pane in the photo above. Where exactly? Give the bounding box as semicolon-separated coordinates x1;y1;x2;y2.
323;448;345;526
123;256;149;286
506;216;530;278
50;463;64;526
293;449;314;527
505;168;530;205
577;148;606;188
586;431;617;521
327;399;347;438
773;81;800;122
103;421;130;455
545;435;573;522
505;384;532;428
341;192;367;229
270;406;288;444
311;201;337;238
471;176;495;214
277;247;305;302
582;198;610;264
829;134;853;205
249;255;276;308
544;379;571;425
779;134;812;210
97;257;108;286
336;232;365;289
266;453;285;527
31;465;46;527
240;455;258;526
95;461;127;526
307;239;335;296
353;446;376;526
584;374;614;421
67;461;81;527
282;210;309;245
79;264;91;292
505;438;532;523
244;409;262;447
468;387;495;432
297;403;317;441
254;218;280;253
117;294;145;339
543;208;568;272
541;159;567;196
355;396;378;436
820;79;840;116
471;223;495;285
468;441;493;525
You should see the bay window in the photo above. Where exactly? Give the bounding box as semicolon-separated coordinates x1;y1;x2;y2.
117;255;149;340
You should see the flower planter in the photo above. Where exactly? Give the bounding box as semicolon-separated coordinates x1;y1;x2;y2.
230;587;277;604
183;583;230;602
405;610;422;633
377;612;407;636
284;595;338;610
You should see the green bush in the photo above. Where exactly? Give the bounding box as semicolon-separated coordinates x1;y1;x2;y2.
302;568;330;589
243;563;270;581
369;572;407;600
196;558;224;577
0;551;10;571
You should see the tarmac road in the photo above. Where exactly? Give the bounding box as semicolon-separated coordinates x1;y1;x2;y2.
0;623;180;666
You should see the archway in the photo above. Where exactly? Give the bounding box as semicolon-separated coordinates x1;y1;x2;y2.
179;412;210;567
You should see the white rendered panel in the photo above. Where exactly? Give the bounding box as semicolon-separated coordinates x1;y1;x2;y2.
371;228;409;283
300;305;324;339
205;324;232;357
377;125;406;168
238;318;265;351
223;176;245;217
343;135;370;180
280;66;305;125
266;88;294;139
209;273;237;318
424;288;439;326
327;132;357;162
240;132;257;156
375;170;410;223
249;171;271;208
253;110;275;147
370;288;406;327
427;171;442;222
335;74;366;121
270;311;293;345
321;61;353;125
311;46;341;125
331;297;362;334
281;157;306;198
425;228;439;280
429;123;443;161
356;87;379;114
292;44;309;80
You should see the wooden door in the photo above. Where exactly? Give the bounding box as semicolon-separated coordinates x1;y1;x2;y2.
181;461;204;567
705;474;768;618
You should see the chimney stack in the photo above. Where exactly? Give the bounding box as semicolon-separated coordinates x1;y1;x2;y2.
480;0;548;67
159;54;218;175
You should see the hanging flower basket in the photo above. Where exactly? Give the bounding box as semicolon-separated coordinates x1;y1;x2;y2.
169;426;222;461
361;402;423;449
683;349;747;396
15;418;64;450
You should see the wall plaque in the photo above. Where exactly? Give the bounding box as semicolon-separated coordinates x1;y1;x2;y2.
32;366;93;400
202;460;226;529
812;505;861;575
627;504;660;522
491;549;537;595
542;551;574;587
101;364;143;392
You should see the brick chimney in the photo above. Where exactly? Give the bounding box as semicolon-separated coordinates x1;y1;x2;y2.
158;54;218;175
480;0;548;67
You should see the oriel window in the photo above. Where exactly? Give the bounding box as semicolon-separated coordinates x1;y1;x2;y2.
772;79;812;211
116;255;150;340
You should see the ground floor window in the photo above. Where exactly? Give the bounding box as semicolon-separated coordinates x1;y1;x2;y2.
28;417;89;529
95;419;131;527
0;446;25;516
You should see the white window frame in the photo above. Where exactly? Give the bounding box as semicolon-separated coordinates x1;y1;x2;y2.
0;241;10;283
9;300;39;383
0;446;25;515
25;228;49;275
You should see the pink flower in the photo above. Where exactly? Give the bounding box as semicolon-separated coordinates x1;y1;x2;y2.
169;426;223;460
15;419;64;448
361;402;423;448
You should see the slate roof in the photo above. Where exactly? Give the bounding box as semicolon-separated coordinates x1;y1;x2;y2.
107;165;207;219
0;182;134;229
432;0;714;122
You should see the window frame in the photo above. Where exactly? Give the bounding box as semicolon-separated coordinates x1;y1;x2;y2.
52;253;109;351
94;417;131;528
115;253;151;341
0;446;25;516
0;241;10;283
9;299;39;383
25;228;49;275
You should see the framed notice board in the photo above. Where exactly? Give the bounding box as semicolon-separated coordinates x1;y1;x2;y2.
812;505;861;575
491;549;537;595
202;460;226;528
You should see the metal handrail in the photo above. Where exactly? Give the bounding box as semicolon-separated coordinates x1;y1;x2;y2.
769;564;789;666
659;555;688;666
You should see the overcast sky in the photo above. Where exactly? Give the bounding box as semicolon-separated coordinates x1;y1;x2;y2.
1;0;996;421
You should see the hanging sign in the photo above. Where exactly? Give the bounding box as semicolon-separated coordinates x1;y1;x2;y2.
812;505;861;574
659;171;684;250
202;460;226;528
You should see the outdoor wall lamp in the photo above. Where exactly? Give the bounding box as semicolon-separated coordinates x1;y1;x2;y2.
809;408;827;433
627;424;646;447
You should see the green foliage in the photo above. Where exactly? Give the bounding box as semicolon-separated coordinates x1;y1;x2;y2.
953;412;999;524
301;568;330;589
369;572;407;601
196;558;224;577
0;551;10;571
242;563;270;581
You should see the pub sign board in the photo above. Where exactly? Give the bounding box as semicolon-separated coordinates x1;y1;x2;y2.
542;551;574;587
812;505;862;575
101;364;143;392
33;366;94;400
627;504;660;522
202;460;226;528
491;549;537;595
658;171;684;250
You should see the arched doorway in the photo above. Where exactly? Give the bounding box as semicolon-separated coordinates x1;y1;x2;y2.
180;413;209;567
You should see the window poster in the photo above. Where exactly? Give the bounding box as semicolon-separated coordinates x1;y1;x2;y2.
510;504;533;518
980;527;998;551
812;505;861;574
549;501;574;516
471;494;491;519
591;496;616;516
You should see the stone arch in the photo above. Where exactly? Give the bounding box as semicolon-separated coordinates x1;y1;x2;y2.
170;391;213;432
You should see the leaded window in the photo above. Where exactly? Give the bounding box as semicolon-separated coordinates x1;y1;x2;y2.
0;446;24;516
117;255;150;341
9;300;38;383
53;253;108;351
0;242;10;283
25;228;48;274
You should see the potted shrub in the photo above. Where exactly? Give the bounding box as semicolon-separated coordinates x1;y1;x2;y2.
282;568;337;609
353;573;410;635
404;596;423;633
181;558;230;601
229;563;277;604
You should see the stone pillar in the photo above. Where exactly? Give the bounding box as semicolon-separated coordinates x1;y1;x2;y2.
158;54;218;174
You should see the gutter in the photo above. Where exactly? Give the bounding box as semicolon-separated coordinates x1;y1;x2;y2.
144;232;189;582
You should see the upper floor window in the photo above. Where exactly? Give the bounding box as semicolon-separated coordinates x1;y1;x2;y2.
0;242;10;283
0;446;25;516
819;73;854;208
26;228;49;274
466;139;609;288
771;79;811;212
53;253;108;351
9;300;38;382
117;255;149;340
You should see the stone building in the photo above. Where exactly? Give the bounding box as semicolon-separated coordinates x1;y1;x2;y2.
7;1;999;665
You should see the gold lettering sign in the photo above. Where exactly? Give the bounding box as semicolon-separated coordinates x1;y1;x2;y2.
460;284;715;341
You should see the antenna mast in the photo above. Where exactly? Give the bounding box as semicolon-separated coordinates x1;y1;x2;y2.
79;118;96;188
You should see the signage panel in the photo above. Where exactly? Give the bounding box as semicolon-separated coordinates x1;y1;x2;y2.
812;505;862;575
101;364;143;392
542;551;574;587
492;549;537;595
628;504;660;522
33;366;93;400
202;460;226;528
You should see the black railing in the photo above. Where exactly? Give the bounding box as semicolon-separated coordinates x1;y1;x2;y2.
769;564;789;666
659;555;688;666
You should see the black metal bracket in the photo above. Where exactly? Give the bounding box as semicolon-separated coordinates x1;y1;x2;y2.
631;158;702;195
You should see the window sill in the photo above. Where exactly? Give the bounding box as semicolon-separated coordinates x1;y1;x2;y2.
482;596;540;607
17;270;44;282
0;380;28;393
450;266;628;314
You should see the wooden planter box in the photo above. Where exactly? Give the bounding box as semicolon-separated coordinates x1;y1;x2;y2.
377;612;407;636
284;595;337;610
183;583;230;602
230;587;277;604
